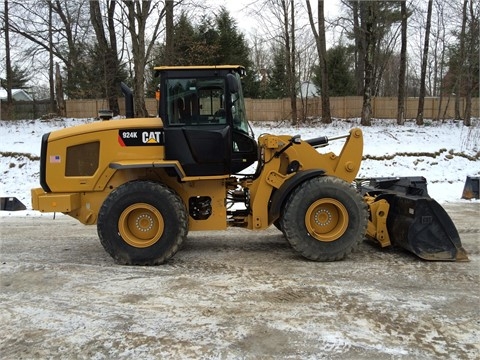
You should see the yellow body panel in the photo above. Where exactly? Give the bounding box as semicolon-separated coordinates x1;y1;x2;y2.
47;118;163;141
162;178;228;231
44;118;165;193
31;188;81;213
32;118;364;232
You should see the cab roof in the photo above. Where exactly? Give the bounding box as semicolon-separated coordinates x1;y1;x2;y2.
154;65;244;72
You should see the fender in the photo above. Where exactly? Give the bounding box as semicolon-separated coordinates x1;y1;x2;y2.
268;169;326;224
39;132;51;192
109;160;185;178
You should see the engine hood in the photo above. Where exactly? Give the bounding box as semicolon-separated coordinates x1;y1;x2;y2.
47;117;164;142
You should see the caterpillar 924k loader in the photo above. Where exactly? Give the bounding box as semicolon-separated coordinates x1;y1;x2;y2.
31;65;468;265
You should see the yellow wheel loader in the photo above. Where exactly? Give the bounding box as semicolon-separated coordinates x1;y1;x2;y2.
31;65;468;265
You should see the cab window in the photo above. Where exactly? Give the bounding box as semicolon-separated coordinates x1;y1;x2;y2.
166;78;226;126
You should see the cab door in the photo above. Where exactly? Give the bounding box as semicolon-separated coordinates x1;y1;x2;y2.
162;76;232;176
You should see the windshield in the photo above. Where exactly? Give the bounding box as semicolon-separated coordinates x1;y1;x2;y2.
231;73;249;134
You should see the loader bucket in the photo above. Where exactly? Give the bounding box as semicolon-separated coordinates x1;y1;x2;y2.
462;176;480;200
358;177;469;261
0;197;27;211
381;193;468;261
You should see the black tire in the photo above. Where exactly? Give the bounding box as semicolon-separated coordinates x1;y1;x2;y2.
280;176;367;261
97;180;187;265
273;219;283;233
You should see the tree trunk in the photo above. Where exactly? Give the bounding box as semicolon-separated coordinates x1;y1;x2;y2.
397;1;407;125
455;0;469;120
306;0;331;124
55;63;66;116
49;1;82;99
436;3;447;121
416;0;433;126
352;1;365;96
317;1;331;123
289;0;297;125
165;0;174;65
48;4;56;114
282;0;297;125
125;1;148;117
122;0;164;118
361;3;374;126
90;1;120;115
4;0;13;104
463;0;475;126
106;1;120;115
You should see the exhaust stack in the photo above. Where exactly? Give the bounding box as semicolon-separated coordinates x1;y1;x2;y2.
121;82;134;118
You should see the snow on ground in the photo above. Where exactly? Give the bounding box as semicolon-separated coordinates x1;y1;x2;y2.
0;117;479;215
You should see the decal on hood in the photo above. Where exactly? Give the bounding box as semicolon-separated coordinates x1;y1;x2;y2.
118;129;164;146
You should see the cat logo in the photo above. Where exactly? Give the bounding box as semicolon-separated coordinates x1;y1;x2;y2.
142;131;162;144
118;128;164;146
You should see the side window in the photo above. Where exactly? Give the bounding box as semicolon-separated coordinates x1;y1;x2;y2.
230;73;249;134
166;78;226;125
198;87;225;123
166;79;195;125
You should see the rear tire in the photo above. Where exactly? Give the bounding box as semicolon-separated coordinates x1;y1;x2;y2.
280;176;367;261
97;181;187;265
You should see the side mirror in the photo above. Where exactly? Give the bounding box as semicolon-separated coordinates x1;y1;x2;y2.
227;73;239;94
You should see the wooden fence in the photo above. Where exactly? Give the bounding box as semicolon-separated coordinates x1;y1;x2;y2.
0;100;52;120
244;97;480;121
65;96;480;121
2;96;479;121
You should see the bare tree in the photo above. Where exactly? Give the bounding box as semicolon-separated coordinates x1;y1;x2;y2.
397;0;407;125
339;1;402;124
164;0;174;65
48;4;55;113
7;0;92;99
452;0;469;120
90;0;121;115
434;0;448;120
350;0;365;96
286;0;297;124
250;33;272;96
120;0;166;117
55;62;65;116
251;0;299;124
305;0;331;123
416;0;433;125
3;0;12;105
296;28;317;122
360;2;375;126
48;0;91;98
462;0;478;126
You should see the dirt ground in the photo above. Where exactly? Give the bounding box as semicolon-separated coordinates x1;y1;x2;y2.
1;202;479;360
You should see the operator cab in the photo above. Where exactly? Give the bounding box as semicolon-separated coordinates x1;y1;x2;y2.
156;65;258;176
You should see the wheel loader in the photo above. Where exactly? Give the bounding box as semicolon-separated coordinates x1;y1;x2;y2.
31;65;468;265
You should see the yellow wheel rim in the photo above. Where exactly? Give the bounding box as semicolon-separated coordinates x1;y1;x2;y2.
305;198;349;242
118;203;164;248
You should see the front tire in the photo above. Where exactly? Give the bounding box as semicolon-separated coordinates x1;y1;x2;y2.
97;181;187;265
280;176;368;261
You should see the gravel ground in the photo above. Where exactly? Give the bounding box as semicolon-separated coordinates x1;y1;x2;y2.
0;202;479;360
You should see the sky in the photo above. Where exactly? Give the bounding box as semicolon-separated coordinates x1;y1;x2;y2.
210;0;341;36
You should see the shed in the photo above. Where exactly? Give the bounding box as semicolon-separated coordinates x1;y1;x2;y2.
0;88;34;101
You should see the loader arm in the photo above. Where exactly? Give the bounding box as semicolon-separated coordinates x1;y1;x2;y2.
364;196;391;247
246;128;364;230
